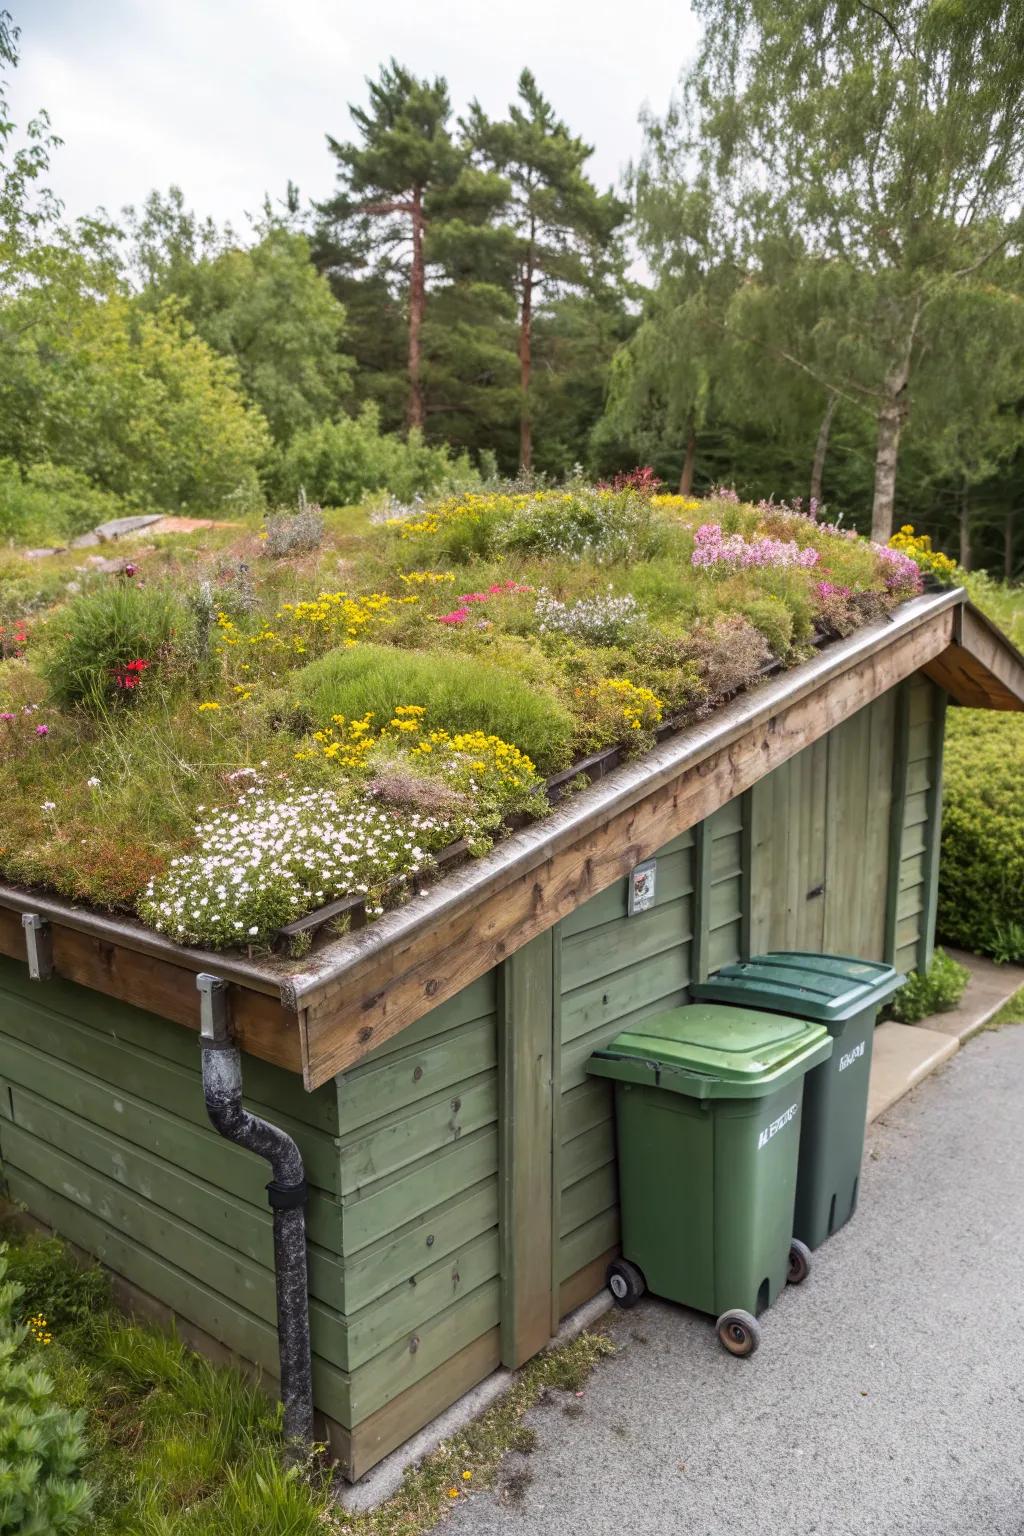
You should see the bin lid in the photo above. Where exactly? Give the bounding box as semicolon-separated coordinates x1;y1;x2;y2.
587;1003;832;1100
691;951;905;1030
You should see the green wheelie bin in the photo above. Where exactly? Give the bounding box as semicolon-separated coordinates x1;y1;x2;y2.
692;953;903;1251
588;1003;831;1357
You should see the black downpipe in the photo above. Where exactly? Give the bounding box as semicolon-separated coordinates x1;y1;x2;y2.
197;974;314;1452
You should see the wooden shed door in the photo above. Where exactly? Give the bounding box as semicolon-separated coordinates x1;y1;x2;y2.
749;736;828;952
749;693;898;961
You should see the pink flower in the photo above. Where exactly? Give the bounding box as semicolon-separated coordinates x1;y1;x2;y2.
0;712;15;722
437;608;470;625
35;724;49;736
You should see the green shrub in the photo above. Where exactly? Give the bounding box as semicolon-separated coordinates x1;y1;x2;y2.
2;1237;109;1333
890;948;970;1023
0;460;126;545
41;582;192;711
0;1246;93;1532
273;403;478;506
937;710;1024;959
295;642;575;771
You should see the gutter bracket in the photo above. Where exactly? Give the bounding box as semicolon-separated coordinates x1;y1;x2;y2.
197;972;231;1045
21;914;53;982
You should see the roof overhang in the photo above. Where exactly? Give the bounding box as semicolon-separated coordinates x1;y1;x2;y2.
1;585;1020;1088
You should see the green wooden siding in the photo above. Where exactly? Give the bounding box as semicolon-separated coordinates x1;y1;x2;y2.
0;957;354;1424
333;972;500;1422
885;675;947;975
554;801;746;1292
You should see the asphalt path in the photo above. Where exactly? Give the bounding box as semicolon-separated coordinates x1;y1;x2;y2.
454;1023;1024;1536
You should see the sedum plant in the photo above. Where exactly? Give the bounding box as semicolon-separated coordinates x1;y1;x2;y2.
890;949;970;1024
0;1247;93;1534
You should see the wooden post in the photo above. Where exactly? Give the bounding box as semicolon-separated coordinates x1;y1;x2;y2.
738;791;754;961
883;681;911;967
497;931;555;1368
918;686;948;973
691;819;714;984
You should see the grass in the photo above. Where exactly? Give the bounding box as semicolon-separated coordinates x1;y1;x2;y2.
985;985;1024;1029
2;1225;614;1534
0;483;940;949
295;640;576;772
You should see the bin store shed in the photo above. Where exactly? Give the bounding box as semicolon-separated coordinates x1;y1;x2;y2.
0;587;1022;1480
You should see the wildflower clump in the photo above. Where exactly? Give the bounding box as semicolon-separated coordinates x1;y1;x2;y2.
691;522;821;570
535;588;645;645
411;728;548;824
888;525;960;585
294;707;549;828
579;677;665;753
139;786;464;947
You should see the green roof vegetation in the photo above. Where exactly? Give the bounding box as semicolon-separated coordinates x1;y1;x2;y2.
0;480;935;952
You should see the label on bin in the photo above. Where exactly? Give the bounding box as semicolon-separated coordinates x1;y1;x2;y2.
838;1041;865;1072
757;1102;799;1149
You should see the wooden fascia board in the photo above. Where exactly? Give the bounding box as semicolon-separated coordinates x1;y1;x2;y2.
296;604;957;1089
0;904;302;1073
923;602;1024;711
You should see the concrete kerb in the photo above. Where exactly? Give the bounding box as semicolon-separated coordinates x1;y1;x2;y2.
338;1291;615;1513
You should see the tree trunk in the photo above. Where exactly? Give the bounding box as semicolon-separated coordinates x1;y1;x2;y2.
870;397;905;543
959;481;972;571
870;300;922;544
678;417;696;495
1005;509;1016;581
406;189;425;432
518;249;534;472
810;392;837;511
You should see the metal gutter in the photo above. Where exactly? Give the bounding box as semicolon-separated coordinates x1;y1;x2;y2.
279;586;966;1011
0;586;969;1012
0;886;288;996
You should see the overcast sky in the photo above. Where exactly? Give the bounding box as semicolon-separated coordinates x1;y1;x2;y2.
7;0;700;235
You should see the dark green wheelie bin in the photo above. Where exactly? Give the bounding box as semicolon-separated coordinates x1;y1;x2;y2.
693;953;903;1251
588;1003;831;1357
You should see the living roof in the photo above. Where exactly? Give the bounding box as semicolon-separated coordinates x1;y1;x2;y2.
0;485;1019;1087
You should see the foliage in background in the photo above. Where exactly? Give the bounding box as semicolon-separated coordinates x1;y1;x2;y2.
272;403;478;507
0;1244;93;1532
938;708;1024;963
0;461;125;544
890;948;970;1024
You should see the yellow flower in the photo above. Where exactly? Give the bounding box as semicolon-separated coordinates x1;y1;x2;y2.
447;1487;460;1499
462;1470;472;1481
197;701;221;712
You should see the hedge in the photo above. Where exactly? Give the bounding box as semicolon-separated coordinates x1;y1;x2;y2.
937;709;1024;962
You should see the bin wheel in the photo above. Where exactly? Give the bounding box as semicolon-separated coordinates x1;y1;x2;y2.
606;1259;646;1309
787;1239;812;1286
716;1309;761;1358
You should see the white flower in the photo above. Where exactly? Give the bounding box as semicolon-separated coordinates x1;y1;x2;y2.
86;776;101;789
40;800;56;812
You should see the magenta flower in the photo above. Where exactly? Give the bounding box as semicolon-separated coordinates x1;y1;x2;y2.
35;723;50;737
0;712;14;723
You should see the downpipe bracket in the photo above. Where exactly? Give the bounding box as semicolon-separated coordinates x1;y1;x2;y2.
22;913;53;982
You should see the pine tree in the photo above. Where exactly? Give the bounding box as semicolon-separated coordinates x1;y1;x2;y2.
317;61;464;431
464;70;626;470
